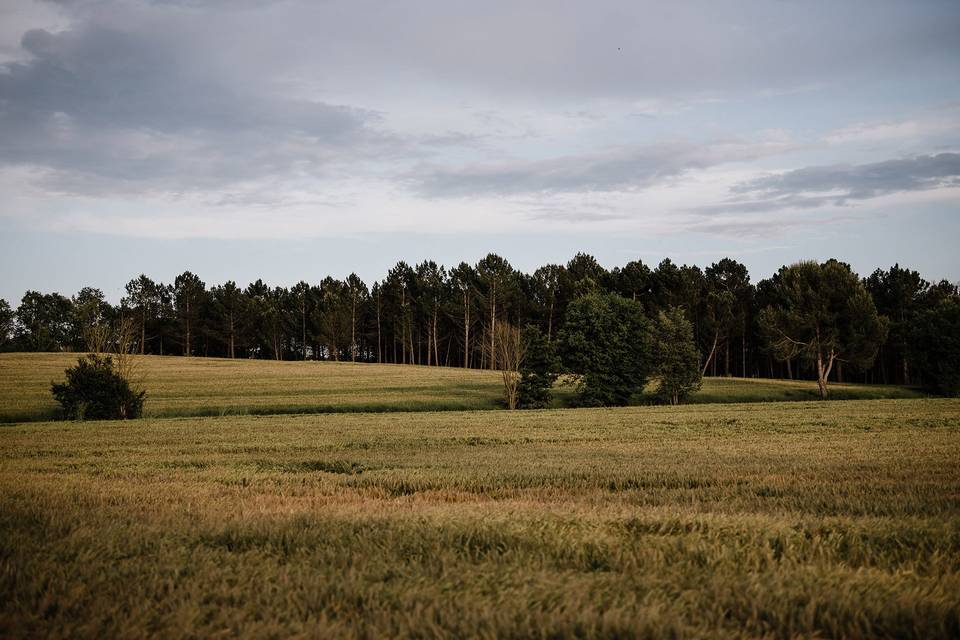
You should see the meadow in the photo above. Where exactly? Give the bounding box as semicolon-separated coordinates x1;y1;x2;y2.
0;352;926;422
1;399;958;638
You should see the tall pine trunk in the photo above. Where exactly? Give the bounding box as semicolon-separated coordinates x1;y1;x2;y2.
463;291;471;368
351;298;357;362
489;284;497;370
376;297;382;363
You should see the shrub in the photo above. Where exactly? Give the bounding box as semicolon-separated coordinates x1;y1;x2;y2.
51;354;145;420
652;307;702;405
517;326;559;409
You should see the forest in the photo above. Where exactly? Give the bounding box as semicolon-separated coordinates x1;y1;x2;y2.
2;253;958;393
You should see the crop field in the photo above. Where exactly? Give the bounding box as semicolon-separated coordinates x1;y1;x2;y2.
0;352;926;422
1;399;958;638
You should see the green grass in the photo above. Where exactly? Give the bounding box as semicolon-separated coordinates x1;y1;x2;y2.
685;375;925;403
1;399;958;637
0;352;927;422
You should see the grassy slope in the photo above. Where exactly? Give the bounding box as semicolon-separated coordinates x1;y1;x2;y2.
0;352;926;422
1;399;958;638
0;352;504;422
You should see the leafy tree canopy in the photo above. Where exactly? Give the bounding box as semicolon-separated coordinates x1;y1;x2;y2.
759;260;887;398
558;292;652;406
652;307;702;405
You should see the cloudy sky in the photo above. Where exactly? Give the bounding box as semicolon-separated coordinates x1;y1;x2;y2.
1;0;958;301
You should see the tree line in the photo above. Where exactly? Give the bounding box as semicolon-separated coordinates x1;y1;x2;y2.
2;253;958;396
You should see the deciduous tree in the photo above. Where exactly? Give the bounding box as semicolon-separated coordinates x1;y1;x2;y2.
759;260;887;399
558;292;652;406
652;307;702;405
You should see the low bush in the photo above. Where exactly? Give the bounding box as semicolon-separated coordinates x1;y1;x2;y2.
517;326;559;409
51;354;145;420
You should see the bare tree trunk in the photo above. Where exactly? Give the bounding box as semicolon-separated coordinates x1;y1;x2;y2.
401;296;407;364
229;312;235;359
141;313;146;355
376;297;382;364
351;297;357;362
480;330;486;370
701;331;719;377
491;323;526;409
489;284;497;370
547;299;554;341
301;306;307;360
463;291;471;368
409;319;416;365
816;349;835;399
724;338;730;377
742;331;746;378
185;306;191;357
433;308;439;366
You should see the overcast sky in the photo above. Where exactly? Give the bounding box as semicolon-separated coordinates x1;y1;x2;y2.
1;0;958;302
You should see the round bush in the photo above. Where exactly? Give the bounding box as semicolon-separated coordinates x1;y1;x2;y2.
51;354;145;420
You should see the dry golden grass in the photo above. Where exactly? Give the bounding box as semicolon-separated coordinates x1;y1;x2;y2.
0;352;925;422
1;399;958;638
0;352;505;421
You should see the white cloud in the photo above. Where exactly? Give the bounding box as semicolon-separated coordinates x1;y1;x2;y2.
824;106;960;146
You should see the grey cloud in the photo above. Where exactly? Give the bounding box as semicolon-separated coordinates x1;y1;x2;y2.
0;15;383;195
701;154;960;213
2;0;958;204
733;153;960;198
525;204;631;223
195;0;959;102
37;0;958;105
689;213;865;237
414;140;792;197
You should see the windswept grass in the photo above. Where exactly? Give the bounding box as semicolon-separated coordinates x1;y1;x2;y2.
0;352;926;422
1;399;958;638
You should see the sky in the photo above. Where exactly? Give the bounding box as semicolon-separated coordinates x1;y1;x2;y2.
1;0;959;303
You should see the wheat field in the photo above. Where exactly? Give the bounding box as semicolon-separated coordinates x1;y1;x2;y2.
1;399;958;638
0;352;926;422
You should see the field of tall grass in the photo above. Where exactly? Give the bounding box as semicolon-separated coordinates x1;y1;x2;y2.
1;399;958;638
0;352;926;422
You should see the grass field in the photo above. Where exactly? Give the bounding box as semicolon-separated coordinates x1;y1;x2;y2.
1;399;958;638
0;352;926;422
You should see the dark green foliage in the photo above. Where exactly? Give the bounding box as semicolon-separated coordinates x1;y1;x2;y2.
517;326;559;409
759;260;887;399
652;307;702;405
0;299;13;351
15;290;73;351
7;256;956;389
558;292;652;406
173;271;207;357
51;354;145;420
908;297;960;396
865;264;928;385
